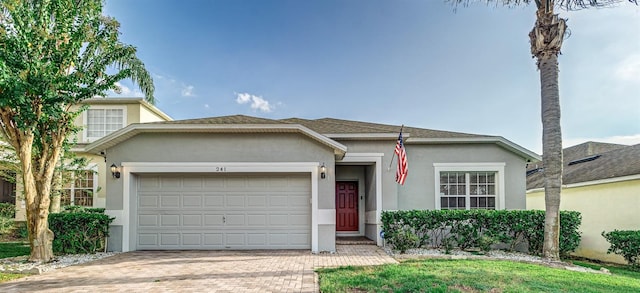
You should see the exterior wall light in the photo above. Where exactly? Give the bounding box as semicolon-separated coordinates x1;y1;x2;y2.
110;163;121;179
320;163;326;179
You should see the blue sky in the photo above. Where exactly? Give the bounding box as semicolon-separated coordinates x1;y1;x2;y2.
103;0;640;154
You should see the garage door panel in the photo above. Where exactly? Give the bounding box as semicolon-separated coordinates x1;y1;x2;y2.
138;234;158;246
204;194;224;206
160;234;180;245
269;196;288;206
226;196;245;208
290;195;310;206
160;195;180;208
247;195;267;207
182;234;202;245
139;195;159;208
160;214;180;226
290;214;310;226
138;214;158;227
137;174;311;250
182;195;202;207
161;178;182;190
247;214;267;226
225;214;245;225
182;214;202;226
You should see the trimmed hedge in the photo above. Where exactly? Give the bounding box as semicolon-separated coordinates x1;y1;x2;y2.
49;207;114;254
602;230;640;267
381;209;581;256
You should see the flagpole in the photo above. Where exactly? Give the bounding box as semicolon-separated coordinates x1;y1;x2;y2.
387;125;404;171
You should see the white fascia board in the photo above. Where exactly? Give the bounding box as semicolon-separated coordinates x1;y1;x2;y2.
325;133;407;140
83;123;347;155
410;137;541;162
527;174;640;193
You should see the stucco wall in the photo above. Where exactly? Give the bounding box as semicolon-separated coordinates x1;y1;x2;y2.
404;144;527;210
339;141;528;211
105;132;336;210
526;179;640;264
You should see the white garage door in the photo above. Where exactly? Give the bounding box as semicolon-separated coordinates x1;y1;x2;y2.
135;174;311;250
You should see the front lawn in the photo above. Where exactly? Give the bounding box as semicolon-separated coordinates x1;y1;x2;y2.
0;242;30;259
0;242;30;283
317;259;640;292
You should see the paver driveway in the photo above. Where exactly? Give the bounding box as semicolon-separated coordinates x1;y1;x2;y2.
0;245;396;292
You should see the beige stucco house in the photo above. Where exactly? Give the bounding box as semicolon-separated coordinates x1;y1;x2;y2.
526;142;640;264
70;113;540;253
14;98;172;220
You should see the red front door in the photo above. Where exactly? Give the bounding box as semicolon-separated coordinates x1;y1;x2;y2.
336;182;358;231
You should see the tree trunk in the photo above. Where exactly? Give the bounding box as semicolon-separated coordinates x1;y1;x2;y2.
18;143;54;262
539;53;563;260
530;10;567;261
49;171;62;213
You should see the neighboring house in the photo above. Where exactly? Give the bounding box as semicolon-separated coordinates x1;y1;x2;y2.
73;114;539;253
526;142;640;264
14;98;172;220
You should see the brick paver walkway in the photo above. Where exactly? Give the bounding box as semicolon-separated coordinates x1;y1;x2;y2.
0;245;396;292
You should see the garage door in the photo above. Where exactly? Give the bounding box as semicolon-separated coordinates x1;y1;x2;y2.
135;174;311;250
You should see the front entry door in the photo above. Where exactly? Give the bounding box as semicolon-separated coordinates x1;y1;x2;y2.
336;181;358;231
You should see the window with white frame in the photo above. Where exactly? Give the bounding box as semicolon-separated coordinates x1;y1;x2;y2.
61;170;96;207
84;107;125;141
434;163;505;210
439;172;496;210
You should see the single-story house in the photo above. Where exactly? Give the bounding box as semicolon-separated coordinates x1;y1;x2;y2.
77;114;539;253
527;142;640;264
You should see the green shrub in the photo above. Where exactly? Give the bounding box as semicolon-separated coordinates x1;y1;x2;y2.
13;221;28;239
49;208;114;254
381;210;582;256
0;216;14;235
0;203;15;218
602;230;640;267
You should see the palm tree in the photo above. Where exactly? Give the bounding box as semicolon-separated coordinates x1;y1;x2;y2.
450;0;637;260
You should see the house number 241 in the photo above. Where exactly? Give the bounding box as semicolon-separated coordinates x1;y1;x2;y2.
215;167;227;172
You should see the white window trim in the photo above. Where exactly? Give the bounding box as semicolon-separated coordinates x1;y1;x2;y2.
82;105;127;143
433;163;505;210
63;163;98;207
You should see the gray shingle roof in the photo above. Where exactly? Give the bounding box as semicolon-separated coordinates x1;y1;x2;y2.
526;142;640;189
152;115;484;139
282;117;483;139
152;114;286;125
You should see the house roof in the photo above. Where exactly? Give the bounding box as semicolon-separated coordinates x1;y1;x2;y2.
526;142;640;189
83;114;540;161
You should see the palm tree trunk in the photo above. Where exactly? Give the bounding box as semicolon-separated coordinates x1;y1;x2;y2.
529;9;567;261
539;53;563;260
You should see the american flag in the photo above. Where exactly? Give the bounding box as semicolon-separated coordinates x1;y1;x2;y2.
395;131;408;185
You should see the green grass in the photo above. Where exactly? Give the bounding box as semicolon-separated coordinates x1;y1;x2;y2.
317;259;640;292
571;260;640;280
0;242;30;259
0;242;29;283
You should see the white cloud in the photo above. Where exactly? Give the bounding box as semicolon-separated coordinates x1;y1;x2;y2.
181;85;195;97
615;54;640;83
235;92;274;112
110;82;143;97
564;134;640;148
204;104;209;109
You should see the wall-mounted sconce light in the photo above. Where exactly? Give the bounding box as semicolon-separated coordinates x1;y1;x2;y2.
320;163;326;179
110;163;121;179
